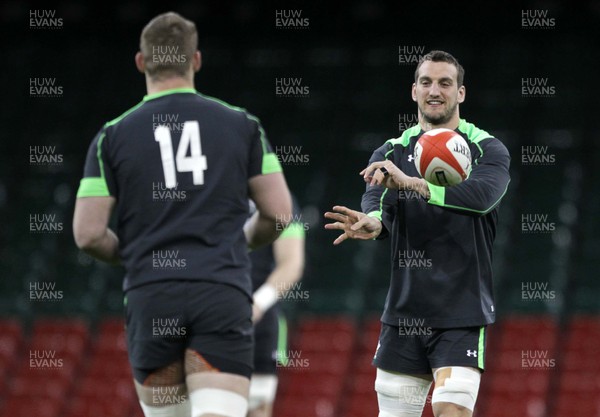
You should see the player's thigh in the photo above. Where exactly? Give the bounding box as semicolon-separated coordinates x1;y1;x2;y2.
426;326;486;413
430;367;481;417
185;282;254;379
375;368;433;417
125;281;190;384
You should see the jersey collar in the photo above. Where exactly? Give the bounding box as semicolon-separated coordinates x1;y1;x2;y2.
143;88;197;102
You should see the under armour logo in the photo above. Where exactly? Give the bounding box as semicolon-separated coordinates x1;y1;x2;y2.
466;350;478;357
408;154;415;162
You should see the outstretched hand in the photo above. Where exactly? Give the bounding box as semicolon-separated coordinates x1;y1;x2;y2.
324;206;382;245
360;160;410;189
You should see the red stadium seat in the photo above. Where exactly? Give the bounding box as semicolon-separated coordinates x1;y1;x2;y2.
285;372;344;398
485;391;547;417
554;392;600;417
278;395;337;417
301;352;351;376
341;392;378;417
32;318;89;338
296;316;356;334
294;330;355;354
64;394;132;417
9;373;71;399
0;396;62;417
499;322;557;351
97;317;126;335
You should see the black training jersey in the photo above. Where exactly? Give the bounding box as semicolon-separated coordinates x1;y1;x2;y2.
362;119;510;328
77;88;282;296
249;199;305;292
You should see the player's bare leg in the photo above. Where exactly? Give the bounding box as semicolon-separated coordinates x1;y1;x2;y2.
185;348;250;417
431;367;481;417
375;368;432;416
134;361;191;417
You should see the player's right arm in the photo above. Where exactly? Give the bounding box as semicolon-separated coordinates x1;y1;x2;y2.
324;142;398;245
73;127;120;265
360;142;399;239
244;115;292;250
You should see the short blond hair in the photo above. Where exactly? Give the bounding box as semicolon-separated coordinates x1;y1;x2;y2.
140;12;197;80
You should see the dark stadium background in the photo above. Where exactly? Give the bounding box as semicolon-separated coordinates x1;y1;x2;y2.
1;1;599;416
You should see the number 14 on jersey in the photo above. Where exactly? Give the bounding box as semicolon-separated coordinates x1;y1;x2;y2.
154;121;208;188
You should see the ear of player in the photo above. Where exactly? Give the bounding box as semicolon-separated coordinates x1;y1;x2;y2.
414;128;472;187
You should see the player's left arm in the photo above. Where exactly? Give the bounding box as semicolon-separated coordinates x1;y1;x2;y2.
252;223;305;323
73;196;120;264
426;137;511;215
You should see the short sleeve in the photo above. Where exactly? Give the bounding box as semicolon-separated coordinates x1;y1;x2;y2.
76;127;117;198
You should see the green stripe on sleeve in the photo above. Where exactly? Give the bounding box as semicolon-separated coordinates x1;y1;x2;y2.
280;222;305;239
277;316;289;366
262;152;282;174
478;326;485;369
367;211;382;221
76;177;110;197
427;183;445;206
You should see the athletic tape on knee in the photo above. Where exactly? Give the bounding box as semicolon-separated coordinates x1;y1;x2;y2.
249;375;278;410
190;388;248;417
375;368;432;416
431;367;481;411
139;400;191;417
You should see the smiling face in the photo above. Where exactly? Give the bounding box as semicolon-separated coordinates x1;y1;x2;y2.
412;60;465;129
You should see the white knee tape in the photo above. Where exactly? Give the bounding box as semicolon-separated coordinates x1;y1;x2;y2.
431;367;481;411
190;388;248;417
248;375;278;410
139;400;191;417
374;368;432;417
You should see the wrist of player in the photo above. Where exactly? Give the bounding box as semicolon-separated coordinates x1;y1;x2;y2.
406;177;430;199
253;283;278;313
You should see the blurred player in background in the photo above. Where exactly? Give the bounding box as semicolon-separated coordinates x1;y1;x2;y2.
247;199;305;417
325;51;510;417
73;12;292;417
